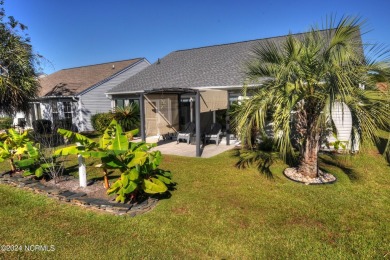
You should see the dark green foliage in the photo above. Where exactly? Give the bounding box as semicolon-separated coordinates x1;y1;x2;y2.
91;112;113;132
0;1;41;115
32;119;52;134
112;103;140;132
53;119;72;131
0;117;12;129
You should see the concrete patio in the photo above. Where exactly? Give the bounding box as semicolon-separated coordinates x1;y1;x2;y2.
145;136;240;158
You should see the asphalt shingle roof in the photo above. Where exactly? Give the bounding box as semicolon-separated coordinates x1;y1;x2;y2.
39;58;143;97
108;33;306;94
109;28;363;94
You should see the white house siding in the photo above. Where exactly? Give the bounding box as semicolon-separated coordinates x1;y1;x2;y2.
327;102;359;151
76;59;150;132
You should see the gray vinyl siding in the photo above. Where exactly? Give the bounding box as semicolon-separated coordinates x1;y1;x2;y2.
77;60;150;131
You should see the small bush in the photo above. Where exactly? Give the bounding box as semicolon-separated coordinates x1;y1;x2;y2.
112;104;140;132
91;112;113;132
32;119;52;134
0;117;13;130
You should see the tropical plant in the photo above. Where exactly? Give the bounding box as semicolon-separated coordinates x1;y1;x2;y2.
233;16;390;178
55;119;172;203
0;129;32;172
112;103;140;132
0;1;41;115
14;142;57;178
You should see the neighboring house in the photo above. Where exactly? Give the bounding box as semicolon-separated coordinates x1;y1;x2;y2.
107;30;362;156
19;58;150;132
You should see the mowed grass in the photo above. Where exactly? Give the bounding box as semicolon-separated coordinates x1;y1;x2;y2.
0;147;389;259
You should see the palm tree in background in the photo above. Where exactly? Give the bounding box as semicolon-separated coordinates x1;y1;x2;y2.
0;1;40;115
233;16;390;178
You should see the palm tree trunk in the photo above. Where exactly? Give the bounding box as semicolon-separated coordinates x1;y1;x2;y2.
297;132;320;178
297;98;322;178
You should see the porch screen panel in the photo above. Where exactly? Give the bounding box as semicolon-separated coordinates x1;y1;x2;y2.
200;90;228;113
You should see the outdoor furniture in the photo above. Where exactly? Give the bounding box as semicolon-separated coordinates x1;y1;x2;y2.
177;122;195;144
204;123;222;145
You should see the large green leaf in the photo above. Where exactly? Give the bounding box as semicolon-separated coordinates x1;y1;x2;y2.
121;173;129;187
112;123;128;151
57;128;95;146
127;151;148;168
54;145;80;156
107;181;121;195
101;155;126;169
143;178;168;194
100;120;117;149
128;168;139;181
22;170;33;177
15;158;35;168
156;175;172;185
35;167;44;178
123;181;137;194
25;142;39;159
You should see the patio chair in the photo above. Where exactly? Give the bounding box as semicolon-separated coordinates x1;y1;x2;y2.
204;123;222;146
177;122;195;144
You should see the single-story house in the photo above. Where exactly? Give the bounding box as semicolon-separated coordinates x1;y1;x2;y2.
17;58;150;132
106;30;362;156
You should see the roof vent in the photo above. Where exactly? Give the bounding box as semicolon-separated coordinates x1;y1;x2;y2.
157;58;160;64
112;65;115;69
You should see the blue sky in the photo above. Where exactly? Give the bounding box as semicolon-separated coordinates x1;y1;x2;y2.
5;0;390;74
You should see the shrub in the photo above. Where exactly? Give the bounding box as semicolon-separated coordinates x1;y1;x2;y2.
91;113;113;132
112;104;140;132
32;119;52;134
0;117;13;130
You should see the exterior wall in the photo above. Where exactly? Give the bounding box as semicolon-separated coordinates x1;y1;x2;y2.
77;59;150;132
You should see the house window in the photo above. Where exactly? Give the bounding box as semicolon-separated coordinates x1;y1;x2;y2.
52;101;59;123
35;104;42;120
63;101;72;119
129;99;139;106
115;99;125;108
114;98;139;108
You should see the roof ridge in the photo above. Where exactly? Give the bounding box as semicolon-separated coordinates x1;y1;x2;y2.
173;28;332;53
61;58;144;71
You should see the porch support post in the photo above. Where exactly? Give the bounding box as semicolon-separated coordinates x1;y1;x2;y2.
140;93;146;142
195;90;201;157
226;92;230;145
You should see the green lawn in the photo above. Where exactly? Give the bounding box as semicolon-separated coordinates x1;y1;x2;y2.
0;147;389;259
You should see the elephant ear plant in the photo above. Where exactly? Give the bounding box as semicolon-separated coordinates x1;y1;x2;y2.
0;129;57;178
55;119;173;203
0;129;33;173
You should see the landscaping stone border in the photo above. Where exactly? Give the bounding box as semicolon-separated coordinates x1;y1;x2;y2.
0;173;158;216
283;167;337;185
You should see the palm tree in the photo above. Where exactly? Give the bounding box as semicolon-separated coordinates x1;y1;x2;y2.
0;2;40;115
112;103;140;132
233;16;390;179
